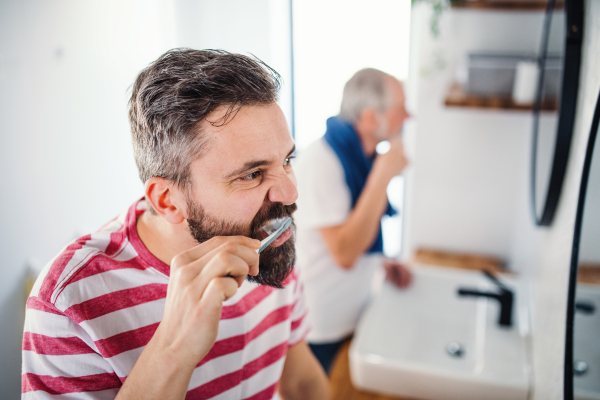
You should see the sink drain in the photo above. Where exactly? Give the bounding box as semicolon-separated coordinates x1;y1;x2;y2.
446;342;465;358
574;361;588;376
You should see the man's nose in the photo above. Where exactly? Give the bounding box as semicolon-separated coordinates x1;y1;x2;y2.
267;171;298;205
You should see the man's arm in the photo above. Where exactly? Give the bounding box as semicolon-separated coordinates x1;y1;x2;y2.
320;138;408;269
278;341;330;400
115;236;261;400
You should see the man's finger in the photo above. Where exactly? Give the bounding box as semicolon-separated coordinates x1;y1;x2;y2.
193;250;253;290
398;266;413;288
171;236;260;277
204;241;260;277
171;240;260;297
388;136;405;149
177;236;260;266
198;277;240;318
384;264;400;287
384;261;412;289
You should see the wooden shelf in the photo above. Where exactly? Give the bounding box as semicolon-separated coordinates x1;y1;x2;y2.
444;83;558;112
413;247;508;274
577;264;600;285
450;0;564;10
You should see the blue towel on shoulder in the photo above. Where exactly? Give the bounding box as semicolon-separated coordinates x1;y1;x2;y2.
323;116;396;254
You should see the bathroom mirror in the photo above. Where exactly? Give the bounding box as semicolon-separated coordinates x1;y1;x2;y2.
564;88;600;400
531;0;583;226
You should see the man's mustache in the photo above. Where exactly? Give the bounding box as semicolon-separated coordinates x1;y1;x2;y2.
250;203;297;239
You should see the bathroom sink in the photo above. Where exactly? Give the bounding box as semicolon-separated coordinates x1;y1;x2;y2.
349;265;531;400
573;284;600;400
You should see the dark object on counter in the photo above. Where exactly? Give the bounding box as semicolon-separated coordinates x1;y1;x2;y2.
457;270;514;328
574;301;595;315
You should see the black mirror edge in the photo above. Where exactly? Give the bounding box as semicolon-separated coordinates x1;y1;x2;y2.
531;0;584;227
564;84;600;400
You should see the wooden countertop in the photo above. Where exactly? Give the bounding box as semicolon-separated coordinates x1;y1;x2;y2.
413;248;509;274
329;341;419;400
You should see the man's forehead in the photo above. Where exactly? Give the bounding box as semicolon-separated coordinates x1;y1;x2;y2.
195;103;293;168
202;104;284;138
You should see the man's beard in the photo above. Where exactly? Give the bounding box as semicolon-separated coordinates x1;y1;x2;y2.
186;196;297;289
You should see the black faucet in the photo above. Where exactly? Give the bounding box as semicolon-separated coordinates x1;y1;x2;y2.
575;300;595;315
457;270;514;328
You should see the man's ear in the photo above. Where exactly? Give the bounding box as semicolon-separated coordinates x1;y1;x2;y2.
357;108;379;133
144;177;186;224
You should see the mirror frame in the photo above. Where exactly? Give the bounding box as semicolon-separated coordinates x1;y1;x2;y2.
531;0;584;226
564;89;600;400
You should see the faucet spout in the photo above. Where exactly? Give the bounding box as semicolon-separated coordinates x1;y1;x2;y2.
457;271;514;328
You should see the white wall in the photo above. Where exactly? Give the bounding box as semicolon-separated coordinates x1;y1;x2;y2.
403;7;551;261
172;0;294;126
0;3;166;397
0;1;289;397
292;0;412;150
291;0;412;258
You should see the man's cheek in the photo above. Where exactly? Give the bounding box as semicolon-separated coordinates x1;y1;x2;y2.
244;202;266;225
288;170;298;189
213;192;262;224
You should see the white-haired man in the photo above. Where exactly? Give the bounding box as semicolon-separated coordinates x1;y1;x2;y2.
294;68;413;373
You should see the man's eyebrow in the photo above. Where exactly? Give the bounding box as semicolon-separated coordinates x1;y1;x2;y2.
288;144;296;156
224;160;270;180
224;144;296;180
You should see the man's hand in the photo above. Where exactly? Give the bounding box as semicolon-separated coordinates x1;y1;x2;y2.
371;137;409;185
116;236;260;400
155;236;261;367
384;259;413;289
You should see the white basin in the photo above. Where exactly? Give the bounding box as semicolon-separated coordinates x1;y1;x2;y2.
574;284;600;400
349;265;531;400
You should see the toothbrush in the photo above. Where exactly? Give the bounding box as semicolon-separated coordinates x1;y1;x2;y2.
257;217;292;254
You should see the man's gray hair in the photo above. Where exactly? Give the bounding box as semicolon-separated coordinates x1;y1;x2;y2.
129;48;281;190
339;68;394;124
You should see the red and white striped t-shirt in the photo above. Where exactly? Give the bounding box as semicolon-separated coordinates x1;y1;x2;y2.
22;199;309;400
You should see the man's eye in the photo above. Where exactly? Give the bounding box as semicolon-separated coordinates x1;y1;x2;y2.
241;171;262;180
284;156;296;166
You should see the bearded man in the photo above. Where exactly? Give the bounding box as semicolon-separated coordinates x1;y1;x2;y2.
22;49;330;400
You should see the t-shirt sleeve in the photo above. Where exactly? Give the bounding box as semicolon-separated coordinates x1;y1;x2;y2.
22;297;122;399
287;271;310;346
294;140;352;230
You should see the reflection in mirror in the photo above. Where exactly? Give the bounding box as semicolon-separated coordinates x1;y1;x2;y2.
573;124;600;399
566;89;600;400
532;0;583;226
534;6;564;217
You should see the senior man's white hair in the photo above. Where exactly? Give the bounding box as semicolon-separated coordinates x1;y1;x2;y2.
339;68;395;124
